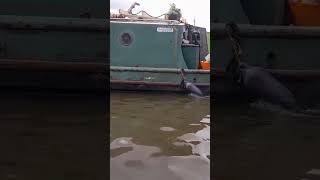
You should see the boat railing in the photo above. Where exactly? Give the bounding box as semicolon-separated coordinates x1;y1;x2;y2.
111;66;209;74
110;18;181;25
0;15;107;31
212;23;320;38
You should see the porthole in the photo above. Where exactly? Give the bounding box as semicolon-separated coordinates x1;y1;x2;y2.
120;32;133;46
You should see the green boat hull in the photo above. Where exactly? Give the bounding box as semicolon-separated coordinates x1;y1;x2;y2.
0;1;210;93
0;15;107;92
212;0;320;103
0;0;108;92
110;19;210;93
111;66;210;94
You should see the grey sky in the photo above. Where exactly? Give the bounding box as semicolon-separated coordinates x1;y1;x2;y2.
110;0;210;31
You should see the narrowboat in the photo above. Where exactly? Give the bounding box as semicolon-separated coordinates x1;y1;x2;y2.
0;0;108;92
110;6;210;95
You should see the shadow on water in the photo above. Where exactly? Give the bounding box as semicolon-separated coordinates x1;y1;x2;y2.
214;99;320;180
110;92;210;180
0;91;107;180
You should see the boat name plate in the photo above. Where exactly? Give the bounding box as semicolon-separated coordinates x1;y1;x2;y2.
157;27;174;32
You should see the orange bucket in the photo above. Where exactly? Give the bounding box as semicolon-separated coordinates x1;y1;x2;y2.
289;0;320;26
200;60;210;70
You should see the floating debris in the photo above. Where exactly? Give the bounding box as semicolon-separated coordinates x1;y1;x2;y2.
111;137;133;148
189;123;201;126
160;127;176;132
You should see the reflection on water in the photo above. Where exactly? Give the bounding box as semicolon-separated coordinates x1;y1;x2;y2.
110;92;210;180
214;99;320;180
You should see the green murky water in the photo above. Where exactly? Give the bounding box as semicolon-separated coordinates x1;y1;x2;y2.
110;92;210;180
0;92;106;179
214;100;320;180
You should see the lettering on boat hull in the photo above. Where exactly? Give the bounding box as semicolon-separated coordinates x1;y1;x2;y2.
157;27;174;32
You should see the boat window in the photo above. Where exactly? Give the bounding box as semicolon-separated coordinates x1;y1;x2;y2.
120;32;133;46
192;32;201;45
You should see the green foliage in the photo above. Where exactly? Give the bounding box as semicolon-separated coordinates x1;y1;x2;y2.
167;3;182;20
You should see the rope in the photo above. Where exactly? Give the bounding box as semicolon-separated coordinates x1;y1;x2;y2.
225;22;243;84
225;23;242;65
131;10;167;18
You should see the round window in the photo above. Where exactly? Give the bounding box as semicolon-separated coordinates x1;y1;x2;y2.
120;33;133;46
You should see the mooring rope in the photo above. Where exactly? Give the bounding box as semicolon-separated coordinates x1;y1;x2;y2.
225;22;243;84
131;10;167;18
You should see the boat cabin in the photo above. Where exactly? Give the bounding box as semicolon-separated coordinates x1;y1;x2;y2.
110;17;209;70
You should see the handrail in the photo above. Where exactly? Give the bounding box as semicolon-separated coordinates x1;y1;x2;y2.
110;18;180;25
111;66;209;74
0;15;107;31
212;23;320;38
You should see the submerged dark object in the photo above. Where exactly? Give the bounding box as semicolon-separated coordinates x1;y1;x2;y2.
238;63;297;110
180;68;204;96
225;54;320;114
181;79;204;97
